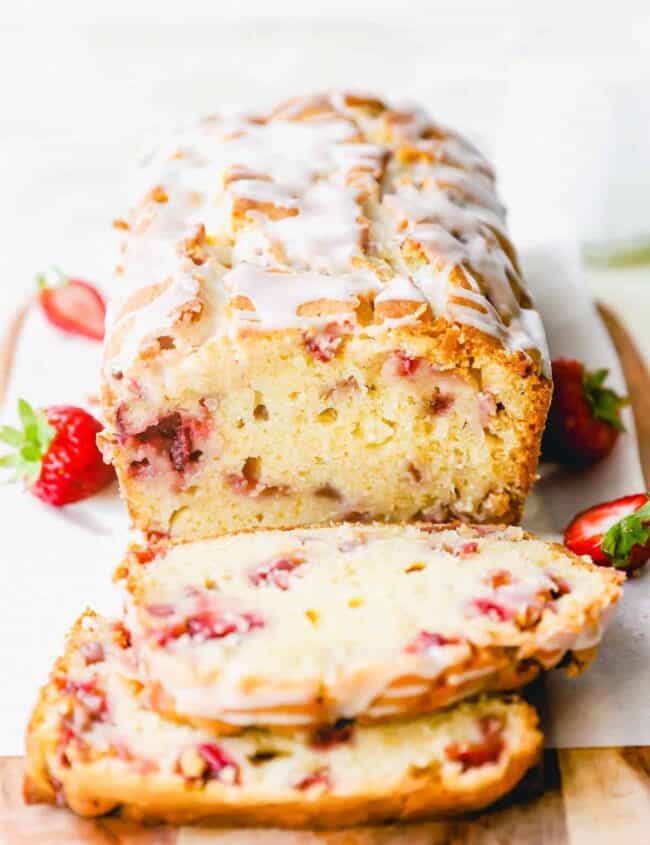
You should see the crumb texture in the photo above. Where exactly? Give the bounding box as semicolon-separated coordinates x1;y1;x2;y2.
100;91;551;538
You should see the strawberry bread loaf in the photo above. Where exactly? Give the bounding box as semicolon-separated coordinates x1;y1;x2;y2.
25;611;542;827
99;91;551;540
116;522;622;733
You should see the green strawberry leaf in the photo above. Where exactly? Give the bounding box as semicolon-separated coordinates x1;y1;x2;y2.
0;399;56;489
602;496;650;568
0;426;24;447
18;397;38;432
583;368;628;431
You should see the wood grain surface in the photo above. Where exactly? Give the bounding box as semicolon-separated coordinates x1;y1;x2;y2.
1;303;648;843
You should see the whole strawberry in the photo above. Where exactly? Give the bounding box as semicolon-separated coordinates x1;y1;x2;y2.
37;267;106;341
564;493;650;573
0;399;115;506
542;358;627;468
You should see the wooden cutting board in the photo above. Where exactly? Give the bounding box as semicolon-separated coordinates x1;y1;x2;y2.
1;303;649;844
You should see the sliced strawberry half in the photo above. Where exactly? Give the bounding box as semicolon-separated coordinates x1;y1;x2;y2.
37;267;106;341
564;493;650;572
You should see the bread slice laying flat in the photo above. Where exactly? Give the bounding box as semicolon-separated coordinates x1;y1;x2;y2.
117;522;622;732
25;610;542;828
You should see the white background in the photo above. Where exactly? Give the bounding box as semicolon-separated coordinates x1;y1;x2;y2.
1;1;649;752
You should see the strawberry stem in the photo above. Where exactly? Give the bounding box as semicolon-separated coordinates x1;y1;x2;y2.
35;266;69;291
582;368;628;431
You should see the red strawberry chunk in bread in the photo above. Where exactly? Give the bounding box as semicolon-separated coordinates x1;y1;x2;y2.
79;641;105;666
186;610;264;639
249;553;306;589
197;743;241;785
150;599;265;647
64;679;108;721
445;715;505;771
393;349;420;376
468;597;514;622
146;603;176;618
455;540;479;556
304;323;348;362
294;766;332;791
404;630;461;654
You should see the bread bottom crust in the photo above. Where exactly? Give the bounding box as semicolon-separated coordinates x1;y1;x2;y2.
24;735;539;828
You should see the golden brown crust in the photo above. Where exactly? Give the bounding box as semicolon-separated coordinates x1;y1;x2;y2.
26;697;541;828
24;611;543;828
24;736;540;828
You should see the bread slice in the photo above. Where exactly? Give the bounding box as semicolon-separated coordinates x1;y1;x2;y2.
117;522;623;732
99;91;551;541
24;611;542;828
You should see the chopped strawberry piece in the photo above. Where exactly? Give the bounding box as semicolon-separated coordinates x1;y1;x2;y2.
0;400;115;506
294;766;332;791
455;540;479;557
391;349;421;376
133;536;168;565
249;553;305;589
445;715;505;771
468;597;514;622
57;724;75;760
405;630;461;654
196;743;241;785
393;349;422;376
65;679;108;719
169;424;194;472
146;603;176;618
153;607;265;646
79;641;105;666
187;609;264;640
310;718;355;750
304;323;347;362
130;411;207;474
37;269;106;341
542;358;627;468
564;493;650;572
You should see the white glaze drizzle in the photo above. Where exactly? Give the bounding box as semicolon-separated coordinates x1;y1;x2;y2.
104;91;549;376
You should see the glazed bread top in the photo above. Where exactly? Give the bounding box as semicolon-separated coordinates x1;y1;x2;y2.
117;523;622;727
103;91;549;380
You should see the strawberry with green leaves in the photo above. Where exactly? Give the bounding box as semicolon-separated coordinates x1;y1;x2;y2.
0;399;115;506
564;493;650;573
37;267;106;341
542;358;628;468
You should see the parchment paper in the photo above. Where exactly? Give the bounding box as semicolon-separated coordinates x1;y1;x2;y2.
0;245;647;755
